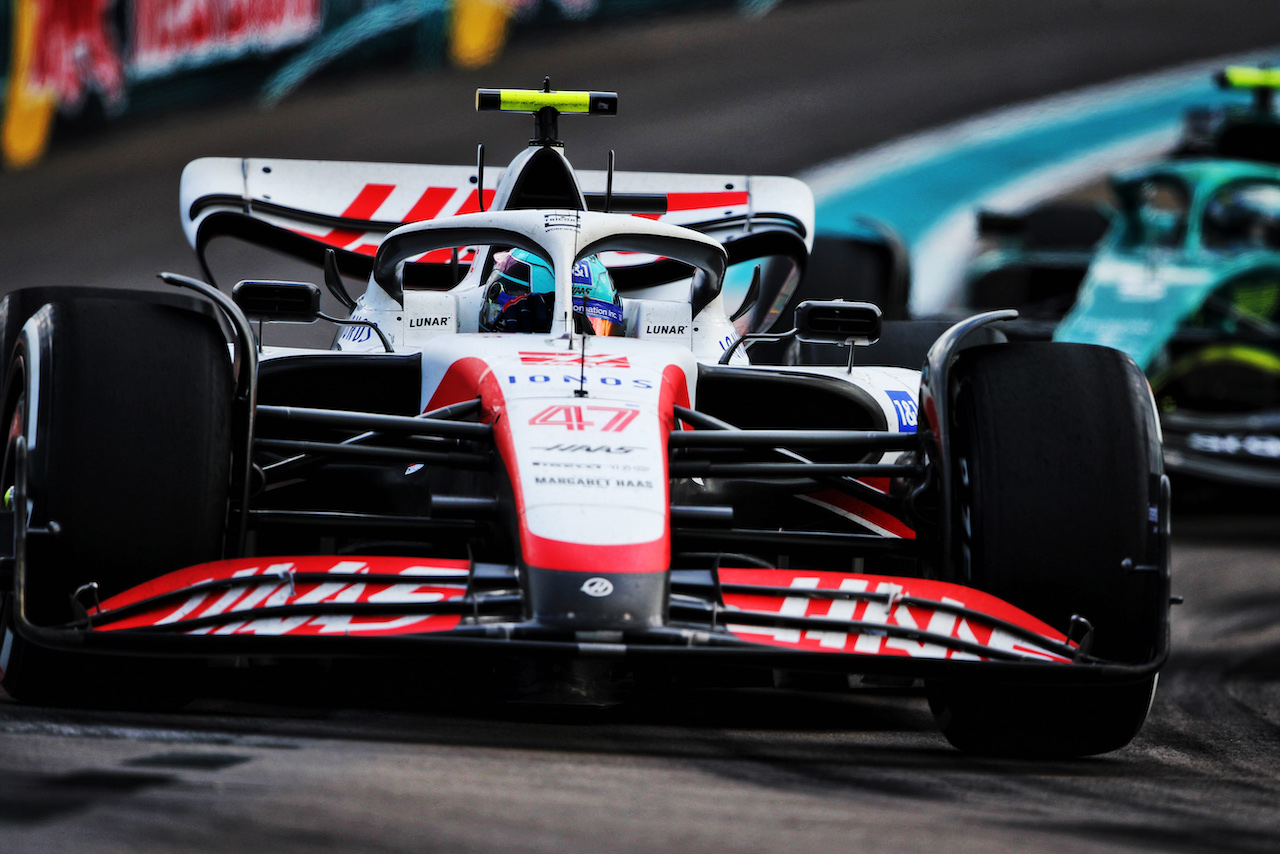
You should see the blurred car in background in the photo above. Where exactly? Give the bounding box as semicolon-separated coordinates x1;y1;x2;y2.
965;66;1280;488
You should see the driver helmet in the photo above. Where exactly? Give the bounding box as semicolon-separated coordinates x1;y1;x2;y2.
479;249;624;335
1204;183;1280;250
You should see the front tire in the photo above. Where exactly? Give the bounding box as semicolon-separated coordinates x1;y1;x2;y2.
0;294;233;707
927;342;1167;757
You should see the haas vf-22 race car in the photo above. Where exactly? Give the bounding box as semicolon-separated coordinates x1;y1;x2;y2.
0;88;1170;757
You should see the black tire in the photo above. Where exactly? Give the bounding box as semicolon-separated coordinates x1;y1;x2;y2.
966;264;1090;321
968;202;1108;320
1012;202;1110;251
800;233;911;319
752;230;912;365
0;295;233;707
927;342;1167;757
0;287;179;372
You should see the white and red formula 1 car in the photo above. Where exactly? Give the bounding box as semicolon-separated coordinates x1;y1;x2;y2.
0;87;1170;757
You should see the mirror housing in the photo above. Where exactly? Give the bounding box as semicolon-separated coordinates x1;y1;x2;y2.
233;280;322;323
794;299;881;346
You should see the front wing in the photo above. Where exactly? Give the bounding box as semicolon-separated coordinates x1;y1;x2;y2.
1161;408;1280;489
11;555;1167;685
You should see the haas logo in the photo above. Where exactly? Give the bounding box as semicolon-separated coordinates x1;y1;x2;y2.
580;577;614;597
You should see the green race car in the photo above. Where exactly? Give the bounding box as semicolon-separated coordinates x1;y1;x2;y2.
970;67;1280;488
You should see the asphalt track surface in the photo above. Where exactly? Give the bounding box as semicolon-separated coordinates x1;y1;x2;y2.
3;1;1280;851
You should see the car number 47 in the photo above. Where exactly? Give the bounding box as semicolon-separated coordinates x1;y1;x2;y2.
529;405;639;432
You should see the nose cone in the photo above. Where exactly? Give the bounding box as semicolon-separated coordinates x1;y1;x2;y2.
524;566;667;630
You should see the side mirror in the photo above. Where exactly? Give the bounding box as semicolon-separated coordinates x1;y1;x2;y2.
232;280;322;323
794;299;881;346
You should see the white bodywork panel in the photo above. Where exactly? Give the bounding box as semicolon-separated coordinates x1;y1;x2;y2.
189;149;922;553
416;334;699;549
182;153;811;369
180;157;815;254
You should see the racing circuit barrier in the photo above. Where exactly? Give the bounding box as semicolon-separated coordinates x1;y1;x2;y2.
0;0;780;170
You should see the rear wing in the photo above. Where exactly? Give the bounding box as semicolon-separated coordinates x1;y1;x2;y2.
180;157;815;289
